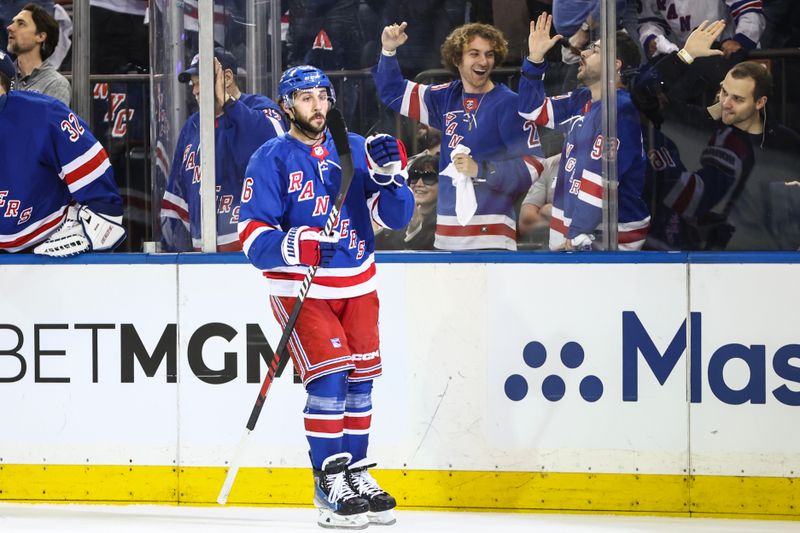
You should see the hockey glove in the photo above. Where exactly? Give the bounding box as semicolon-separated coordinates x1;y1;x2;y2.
567;233;594;251
365;134;408;188
282;226;340;267
34;204;126;257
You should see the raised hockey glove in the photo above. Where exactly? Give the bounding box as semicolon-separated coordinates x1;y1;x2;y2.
365;134;408;188
34;204;126;257
282;226;340;267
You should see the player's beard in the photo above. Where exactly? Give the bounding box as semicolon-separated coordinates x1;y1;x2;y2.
294;111;327;137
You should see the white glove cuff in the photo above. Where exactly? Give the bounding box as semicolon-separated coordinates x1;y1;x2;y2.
655;35;679;55
570;233;595;249
365;134;407;187
281;225;309;266
365;134;404;176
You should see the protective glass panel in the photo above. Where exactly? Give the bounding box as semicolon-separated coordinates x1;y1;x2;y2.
150;0;280;253
639;54;800;251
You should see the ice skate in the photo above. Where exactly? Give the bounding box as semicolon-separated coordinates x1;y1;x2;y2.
313;453;369;529
347;458;397;526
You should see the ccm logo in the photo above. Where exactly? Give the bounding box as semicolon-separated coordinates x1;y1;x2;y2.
352;351;380;362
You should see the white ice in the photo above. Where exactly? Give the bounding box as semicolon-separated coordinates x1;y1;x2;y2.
0;503;797;533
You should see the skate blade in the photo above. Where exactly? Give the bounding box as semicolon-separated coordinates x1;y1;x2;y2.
368;509;397;525
317;509;369;530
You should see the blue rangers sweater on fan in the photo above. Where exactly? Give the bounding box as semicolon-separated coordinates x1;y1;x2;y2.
653;125;755;250
372;54;544;251
518;59;650;250
238;131;414;299
0;91;122;253
160;93;285;251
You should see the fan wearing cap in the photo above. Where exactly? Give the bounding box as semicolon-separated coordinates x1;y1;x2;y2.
237;65;413;529
160;47;287;252
0;48;126;256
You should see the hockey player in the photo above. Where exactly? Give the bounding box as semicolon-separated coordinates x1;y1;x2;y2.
0;48;125;255
160;48;285;252
238;65;414;528
520;13;650;251
373;21;544;251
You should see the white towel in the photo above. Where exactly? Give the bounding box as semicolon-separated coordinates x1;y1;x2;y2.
440;145;477;226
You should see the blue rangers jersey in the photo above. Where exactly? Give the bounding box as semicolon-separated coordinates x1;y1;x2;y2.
238;131;414;299
160;93;285;251
0;91;122;252
372;54;544;251
518;59;650;250
657;125;755;250
642;127;691;250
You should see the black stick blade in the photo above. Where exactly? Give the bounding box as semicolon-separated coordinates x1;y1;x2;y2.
327;108;351;158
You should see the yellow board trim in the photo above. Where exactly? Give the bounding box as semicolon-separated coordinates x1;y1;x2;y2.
0;465;797;520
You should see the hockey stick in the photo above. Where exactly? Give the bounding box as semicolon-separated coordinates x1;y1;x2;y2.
217;107;355;505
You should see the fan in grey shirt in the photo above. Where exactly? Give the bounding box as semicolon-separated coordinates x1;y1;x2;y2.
7;3;70;105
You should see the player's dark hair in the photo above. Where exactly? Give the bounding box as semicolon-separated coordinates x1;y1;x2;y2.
440;23;509;75
615;30;641;80
22;3;59;60
0;71;10;93
729;61;773;101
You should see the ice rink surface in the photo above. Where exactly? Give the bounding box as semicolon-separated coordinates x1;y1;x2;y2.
0;503;798;533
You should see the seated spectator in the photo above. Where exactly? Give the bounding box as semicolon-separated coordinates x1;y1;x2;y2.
0;48;126;256
375;155;439;250
638;0;765;60
521;14;650;251
160;49;285;252
6;2;70;105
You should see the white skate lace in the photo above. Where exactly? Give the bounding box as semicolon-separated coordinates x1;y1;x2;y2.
326;470;360;504
350;469;383;498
